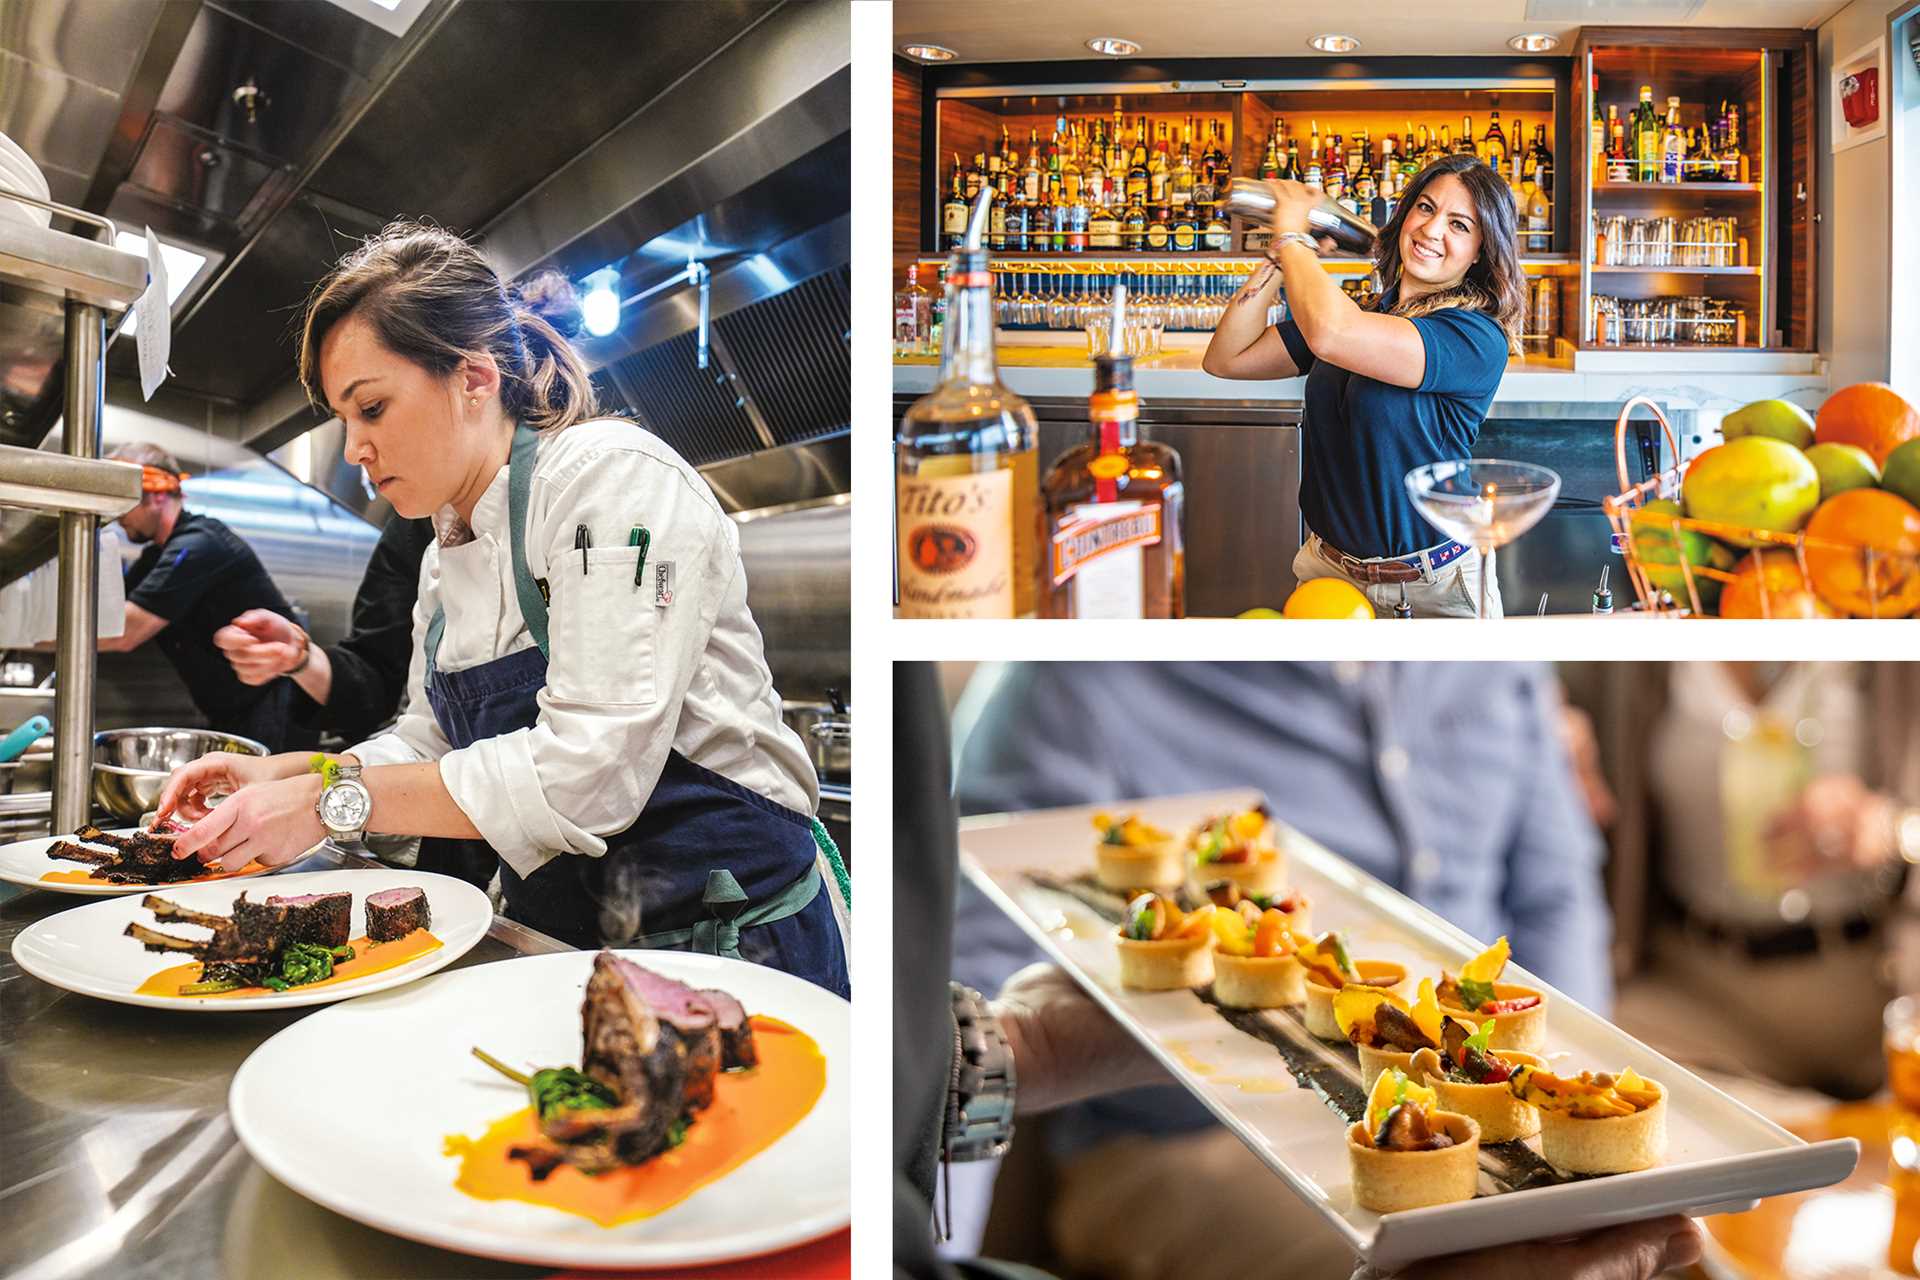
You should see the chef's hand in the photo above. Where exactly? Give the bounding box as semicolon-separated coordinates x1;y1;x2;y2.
1360;1214;1703;1280
153;750;307;826
1766;774;1898;874
169;773;325;872
992;963;1171;1114
213;609;304;686
1263;179;1335;249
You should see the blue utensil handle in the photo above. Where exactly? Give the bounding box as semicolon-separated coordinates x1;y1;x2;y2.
0;715;51;764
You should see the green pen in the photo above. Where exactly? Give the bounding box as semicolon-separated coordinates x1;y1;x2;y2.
630;526;650;586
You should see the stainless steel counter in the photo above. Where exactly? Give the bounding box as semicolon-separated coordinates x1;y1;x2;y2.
0;845;575;1280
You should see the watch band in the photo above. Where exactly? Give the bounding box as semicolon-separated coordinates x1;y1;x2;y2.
944;983;1016;1163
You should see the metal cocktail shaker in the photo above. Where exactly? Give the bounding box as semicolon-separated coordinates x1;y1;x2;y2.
1221;177;1378;255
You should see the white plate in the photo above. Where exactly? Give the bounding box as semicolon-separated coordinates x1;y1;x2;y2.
0;829;313;896
229;950;850;1270
10;868;491;1010
961;788;1860;1271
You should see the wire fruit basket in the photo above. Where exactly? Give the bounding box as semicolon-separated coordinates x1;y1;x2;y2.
1601;395;1920;617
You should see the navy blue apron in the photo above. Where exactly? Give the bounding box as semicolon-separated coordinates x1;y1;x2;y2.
420;426;849;997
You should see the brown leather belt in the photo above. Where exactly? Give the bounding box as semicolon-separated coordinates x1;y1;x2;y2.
1314;538;1424;584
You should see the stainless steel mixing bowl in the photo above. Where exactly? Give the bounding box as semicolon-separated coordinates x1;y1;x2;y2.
92;727;269;819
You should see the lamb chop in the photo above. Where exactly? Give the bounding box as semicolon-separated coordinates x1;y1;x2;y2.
47;823;206;884
126;892;294;964
482;952;761;1179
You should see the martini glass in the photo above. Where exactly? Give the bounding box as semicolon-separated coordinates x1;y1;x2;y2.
1404;459;1562;620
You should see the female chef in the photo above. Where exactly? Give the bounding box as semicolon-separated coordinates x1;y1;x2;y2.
155;222;848;995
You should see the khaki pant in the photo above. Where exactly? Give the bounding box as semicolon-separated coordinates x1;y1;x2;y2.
1292;532;1502;620
1051;1128;1361;1280
1612;923;1890;1098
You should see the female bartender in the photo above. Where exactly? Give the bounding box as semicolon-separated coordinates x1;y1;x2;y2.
1202;154;1526;618
155;222;848;995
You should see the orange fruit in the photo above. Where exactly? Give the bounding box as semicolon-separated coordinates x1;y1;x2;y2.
1814;382;1920;466
1283;578;1374;620
1718;549;1837;618
1803;488;1920;617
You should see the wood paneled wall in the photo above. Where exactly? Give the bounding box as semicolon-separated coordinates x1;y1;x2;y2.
894;57;922;294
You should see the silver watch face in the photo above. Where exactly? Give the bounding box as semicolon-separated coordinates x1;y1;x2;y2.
319;779;371;833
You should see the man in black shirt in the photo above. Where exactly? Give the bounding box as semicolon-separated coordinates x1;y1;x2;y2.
104;443;316;754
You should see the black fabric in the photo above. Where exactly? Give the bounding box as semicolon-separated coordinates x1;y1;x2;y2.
125;511;314;752
893;663;1051;1280
292;514;433;741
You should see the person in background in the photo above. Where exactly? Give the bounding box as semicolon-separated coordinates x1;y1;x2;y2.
896;663;1702;1280
213;513;434;745
946;661;1612;1277
99;442;318;754
1569;662;1920;1098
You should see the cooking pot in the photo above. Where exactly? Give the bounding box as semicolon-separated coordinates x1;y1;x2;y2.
781;690;850;784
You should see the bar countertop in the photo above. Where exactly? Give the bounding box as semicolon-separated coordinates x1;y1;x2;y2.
0;844;578;1280
895;343;1830;411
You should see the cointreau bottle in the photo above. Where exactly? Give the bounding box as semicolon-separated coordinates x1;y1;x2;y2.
1041;286;1185;618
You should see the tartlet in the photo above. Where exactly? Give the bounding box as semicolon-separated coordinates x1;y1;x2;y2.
1346;1068;1480;1214
1187;805;1285;898
1435;936;1547;1053
1209;899;1308;1008
1335;980;1447;1090
1114;893;1216;991
1092;812;1182;892
1407;1018;1547;1144
1510;1066;1667;1174
1297;932;1407;1041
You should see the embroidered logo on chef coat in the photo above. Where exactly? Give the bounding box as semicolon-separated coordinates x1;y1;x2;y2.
654;561;674;608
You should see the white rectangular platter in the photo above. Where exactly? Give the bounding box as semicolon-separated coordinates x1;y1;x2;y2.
959;787;1859;1270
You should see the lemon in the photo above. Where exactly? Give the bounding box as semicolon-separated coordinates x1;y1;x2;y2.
1283;578;1375;620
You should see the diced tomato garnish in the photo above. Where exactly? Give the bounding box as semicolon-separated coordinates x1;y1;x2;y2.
1482;996;1541;1015
1214;847;1250;864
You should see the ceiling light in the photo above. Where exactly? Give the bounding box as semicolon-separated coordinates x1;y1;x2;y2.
581;268;620;338
902;44;957;62
1308;34;1360;53
1086;37;1141;57
1508;33;1560;52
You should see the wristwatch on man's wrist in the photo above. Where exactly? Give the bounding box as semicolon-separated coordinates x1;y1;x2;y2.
314;761;371;842
944;983;1016;1163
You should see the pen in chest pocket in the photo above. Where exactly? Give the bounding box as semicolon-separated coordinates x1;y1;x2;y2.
629;526;650;587
574;523;590;575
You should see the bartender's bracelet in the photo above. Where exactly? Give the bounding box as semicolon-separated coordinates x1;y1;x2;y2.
285;626;312;676
1270;230;1322;258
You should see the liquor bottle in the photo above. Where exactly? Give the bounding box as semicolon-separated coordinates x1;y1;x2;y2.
1149;127;1171;204
943;159;968;249
1124;193;1148;252
989;195;1008;251
1088;194;1120;251
1171;202;1197;253
1722;103;1746;182
1155;120;1171;162
1062;133;1083;205
1633;86;1659;181
1531;124;1553;193
1481;110;1509;170
1083;142;1106;210
1203;121;1228;184
1525;165;1551;253
1259;134;1280;181
1006;192;1029;253
1045;175;1066;252
1022;141;1042;204
1284;142;1300;182
1127;123;1149;205
1661;96;1684;183
897;228;1041;619
1203;202;1230;252
1172;131;1195;209
1146;203;1170;252
1607;105;1629;181
1458;116;1477;156
1351;173;1376;223
894;262;932;356
1590;73;1605;185
1067;185;1090;252
1041;286;1185;619
928;260;948;350
1308;120;1322;178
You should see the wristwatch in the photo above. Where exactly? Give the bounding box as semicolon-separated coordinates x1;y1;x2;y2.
944;983;1016;1163
314;761;371;842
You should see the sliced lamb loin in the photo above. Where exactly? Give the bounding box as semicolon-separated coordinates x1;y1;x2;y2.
699;986;758;1069
602;955;723;1111
364;886;430;940
266;892;352;947
574;951;686;1168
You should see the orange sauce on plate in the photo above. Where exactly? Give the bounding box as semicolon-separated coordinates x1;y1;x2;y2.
443;1015;826;1227
42;861;266;885
133;929;442;998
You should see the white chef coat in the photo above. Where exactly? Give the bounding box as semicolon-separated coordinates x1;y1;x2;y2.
347;418;818;880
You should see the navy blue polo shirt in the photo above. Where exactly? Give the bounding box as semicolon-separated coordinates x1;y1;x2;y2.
1277;296;1508;559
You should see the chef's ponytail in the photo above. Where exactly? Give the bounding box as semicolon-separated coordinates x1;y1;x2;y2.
298;220;599;433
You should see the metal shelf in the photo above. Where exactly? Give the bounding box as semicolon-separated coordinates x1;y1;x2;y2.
1594;181;1760;193
0;207;144;311
1590;264;1759;275
0;446;140;518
